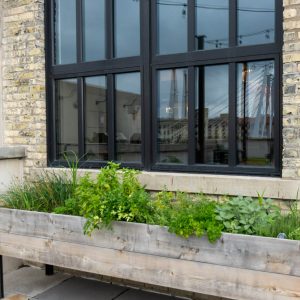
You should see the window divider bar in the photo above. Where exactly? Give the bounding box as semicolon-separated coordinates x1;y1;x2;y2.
188;66;196;165
188;0;196;52
141;0;151;170
78;77;85;159
151;68;158;166
106;0;113;59
45;0;55;163
275;0;283;49
51;80;57;163
274;55;281;173
151;0;157;59
229;0;237;48
228;62;237;167
76;0;83;63
107;74;115;161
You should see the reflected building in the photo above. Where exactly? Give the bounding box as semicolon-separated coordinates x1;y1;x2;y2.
56;79;142;162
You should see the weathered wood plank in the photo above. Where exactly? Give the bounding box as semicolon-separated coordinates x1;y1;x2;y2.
0;208;299;277
0;231;299;300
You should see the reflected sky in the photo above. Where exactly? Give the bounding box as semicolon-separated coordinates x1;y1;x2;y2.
237;60;274;119
55;0;77;64
157;0;187;54
115;72;141;95
198;65;229;119
238;0;275;45
158;69;188;119
196;0;229;50
115;0;140;57
85;76;106;90
54;0;276;65
83;0;105;61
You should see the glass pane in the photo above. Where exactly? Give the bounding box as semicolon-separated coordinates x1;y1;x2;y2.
237;61;275;166
157;0;187;55
238;0;275;46
114;0;140;58
115;73;142;162
83;0;105;61
196;65;229;164
85;76;107;160
196;0;229;50
56;79;78;159
54;0;77;64
157;69;188;164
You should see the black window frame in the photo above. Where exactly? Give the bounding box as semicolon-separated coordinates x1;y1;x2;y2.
45;0;283;176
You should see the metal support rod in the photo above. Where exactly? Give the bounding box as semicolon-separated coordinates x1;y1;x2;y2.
45;264;54;276
0;255;4;298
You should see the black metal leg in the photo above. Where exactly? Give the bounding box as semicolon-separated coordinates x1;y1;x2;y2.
45;264;54;276
0;255;4;298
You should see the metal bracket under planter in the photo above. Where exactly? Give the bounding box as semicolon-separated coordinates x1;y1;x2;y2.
45;264;54;276
0;208;300;300
0;255;4;298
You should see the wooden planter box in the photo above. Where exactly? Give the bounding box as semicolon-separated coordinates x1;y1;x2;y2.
0;208;299;300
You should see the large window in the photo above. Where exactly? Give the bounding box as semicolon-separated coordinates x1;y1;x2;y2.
46;0;282;176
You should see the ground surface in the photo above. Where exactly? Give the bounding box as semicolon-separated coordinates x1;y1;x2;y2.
2;266;179;300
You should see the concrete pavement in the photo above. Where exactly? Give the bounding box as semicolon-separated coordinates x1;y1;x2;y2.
2;266;181;300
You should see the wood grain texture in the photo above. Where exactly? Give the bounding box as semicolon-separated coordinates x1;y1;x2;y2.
0;208;300;299
0;208;299;276
0;231;300;300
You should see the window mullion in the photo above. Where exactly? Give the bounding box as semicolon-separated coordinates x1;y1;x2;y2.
76;0;83;63
188;66;195;165
106;0;113;59
228;62;237;168
141;0;151;170
78;77;85;159
107;74;115;161
188;0;195;52
274;55;281;172
275;0;283;49
229;0;237;48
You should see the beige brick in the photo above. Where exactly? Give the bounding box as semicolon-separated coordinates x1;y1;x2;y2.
1;0;47;178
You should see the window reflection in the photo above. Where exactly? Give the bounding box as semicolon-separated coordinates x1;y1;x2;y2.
158;69;188;164
85;76;107;160
196;65;229;164
56;79;78;159
238;0;275;46
157;0;187;55
83;0;105;62
54;0;77;65
115;0;140;58
237;61;275;166
115;73;142;162
196;0;229;50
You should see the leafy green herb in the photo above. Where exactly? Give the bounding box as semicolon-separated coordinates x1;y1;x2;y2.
76;162;154;235
215;196;280;235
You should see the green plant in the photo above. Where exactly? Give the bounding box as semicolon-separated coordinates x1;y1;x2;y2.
76;162;154;235
1;153;79;213
1;170;77;213
153;192;223;242
215;196;280;235
256;201;300;240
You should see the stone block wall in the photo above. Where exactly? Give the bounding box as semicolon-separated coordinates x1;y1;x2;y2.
283;0;300;178
1;0;47;177
0;0;300;181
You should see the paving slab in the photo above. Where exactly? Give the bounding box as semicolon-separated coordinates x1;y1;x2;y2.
2;295;28;300
117;289;178;300
33;277;128;300
4;266;71;298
